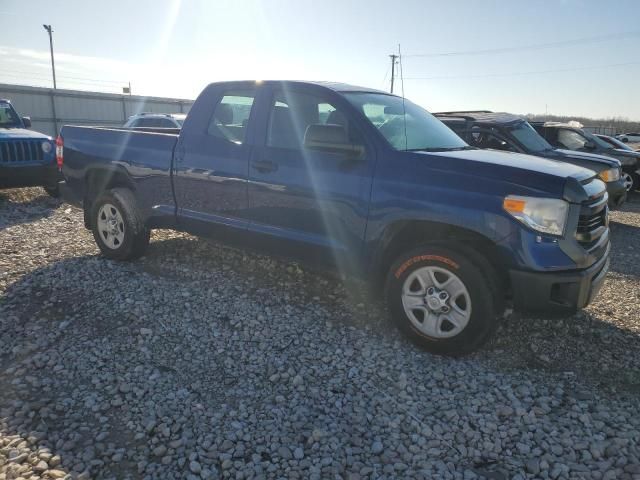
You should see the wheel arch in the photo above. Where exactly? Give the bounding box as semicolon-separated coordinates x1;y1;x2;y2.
371;219;510;301
82;167;136;228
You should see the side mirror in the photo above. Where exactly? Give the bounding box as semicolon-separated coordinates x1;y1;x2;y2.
584;140;596;150
22;116;32;128
303;124;364;158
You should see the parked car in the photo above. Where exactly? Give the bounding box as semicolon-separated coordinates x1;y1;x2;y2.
595;133;639;152
0;98;58;196
436;111;626;208
123;112;186;129
531;121;640;192
57;81;610;355
616;132;640;143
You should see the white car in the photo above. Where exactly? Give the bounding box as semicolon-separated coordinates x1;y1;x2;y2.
124;113;186;129
616;132;640;143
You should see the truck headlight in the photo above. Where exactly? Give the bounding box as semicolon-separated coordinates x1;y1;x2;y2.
41;141;52;154
503;195;569;236
598;168;620;182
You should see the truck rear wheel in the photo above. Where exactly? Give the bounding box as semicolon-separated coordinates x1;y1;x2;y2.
90;188;150;260
385;245;499;355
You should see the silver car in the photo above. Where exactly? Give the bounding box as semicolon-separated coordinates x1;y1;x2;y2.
124;113;186;129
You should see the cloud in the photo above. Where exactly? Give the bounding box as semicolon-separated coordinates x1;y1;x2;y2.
0;45;134;73
0;43;208;99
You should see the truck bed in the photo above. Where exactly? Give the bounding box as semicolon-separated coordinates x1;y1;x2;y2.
61;126;179;222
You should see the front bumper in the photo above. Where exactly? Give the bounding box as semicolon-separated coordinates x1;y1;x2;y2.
509;241;610;313
0;162;60;189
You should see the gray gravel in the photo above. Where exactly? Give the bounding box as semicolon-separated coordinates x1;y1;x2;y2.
1;187;639;480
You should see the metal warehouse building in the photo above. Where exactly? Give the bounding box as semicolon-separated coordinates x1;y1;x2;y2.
0;83;194;137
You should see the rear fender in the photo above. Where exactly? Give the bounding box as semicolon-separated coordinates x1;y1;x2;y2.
82;166;136;228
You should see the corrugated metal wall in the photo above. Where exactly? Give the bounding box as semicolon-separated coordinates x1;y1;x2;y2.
0;83;194;137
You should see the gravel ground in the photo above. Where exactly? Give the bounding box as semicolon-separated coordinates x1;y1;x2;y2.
0;187;639;480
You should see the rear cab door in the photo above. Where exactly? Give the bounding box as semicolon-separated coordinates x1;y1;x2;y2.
173;82;266;235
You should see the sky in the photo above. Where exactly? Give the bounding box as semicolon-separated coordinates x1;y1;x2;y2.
1;0;639;120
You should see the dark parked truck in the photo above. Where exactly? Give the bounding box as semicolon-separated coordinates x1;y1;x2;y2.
0;99;58;195
58;81;610;355
436;111;627;207
531;121;640;192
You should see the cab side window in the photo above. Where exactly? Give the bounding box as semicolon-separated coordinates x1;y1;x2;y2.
266;90;352;150
557;129;587;150
468;128;517;152
208;91;256;145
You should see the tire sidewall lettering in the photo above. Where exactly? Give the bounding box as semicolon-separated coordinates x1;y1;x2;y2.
394;255;459;279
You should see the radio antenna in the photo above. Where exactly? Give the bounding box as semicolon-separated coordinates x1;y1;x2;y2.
399;44;408;150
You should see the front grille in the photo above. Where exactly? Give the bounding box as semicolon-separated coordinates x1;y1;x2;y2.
0;140;44;164
576;188;608;252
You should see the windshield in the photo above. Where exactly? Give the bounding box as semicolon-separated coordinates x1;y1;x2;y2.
507;121;553;152
605;136;634;151
344;93;468;151
0;103;22;128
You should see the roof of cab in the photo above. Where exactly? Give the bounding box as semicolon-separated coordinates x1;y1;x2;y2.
205;80;391;96
435;111;525;125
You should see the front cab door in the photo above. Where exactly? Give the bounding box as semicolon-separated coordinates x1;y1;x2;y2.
246;84;375;270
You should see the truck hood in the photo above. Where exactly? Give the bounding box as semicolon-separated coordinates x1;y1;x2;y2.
0;128;51;140
598;147;640;166
415;148;594;198
611;148;640;160
551;149;620;169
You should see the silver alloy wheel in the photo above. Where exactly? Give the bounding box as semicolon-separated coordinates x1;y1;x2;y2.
97;203;125;249
622;172;634;192
401;266;472;339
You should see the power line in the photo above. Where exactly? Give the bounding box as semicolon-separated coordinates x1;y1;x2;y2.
0;73;126;93
0;68;128;86
403;30;640;58
403;60;640;80
380;62;391;90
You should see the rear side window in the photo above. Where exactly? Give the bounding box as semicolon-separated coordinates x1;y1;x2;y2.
157;118;176;128
208;91;255;144
133;118;156;128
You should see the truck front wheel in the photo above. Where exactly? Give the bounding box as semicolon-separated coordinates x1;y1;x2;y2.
386;245;499;355
90;188;150;260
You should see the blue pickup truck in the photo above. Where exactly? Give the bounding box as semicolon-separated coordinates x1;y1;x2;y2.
0;99;58;195
58;81;610;355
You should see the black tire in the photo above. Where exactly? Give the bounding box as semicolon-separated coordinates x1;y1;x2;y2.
622;171;637;192
44;185;59;198
385;244;499;356
90;188;150;260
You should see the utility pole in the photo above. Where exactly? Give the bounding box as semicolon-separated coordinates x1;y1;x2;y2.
389;54;398;93
43;24;57;89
